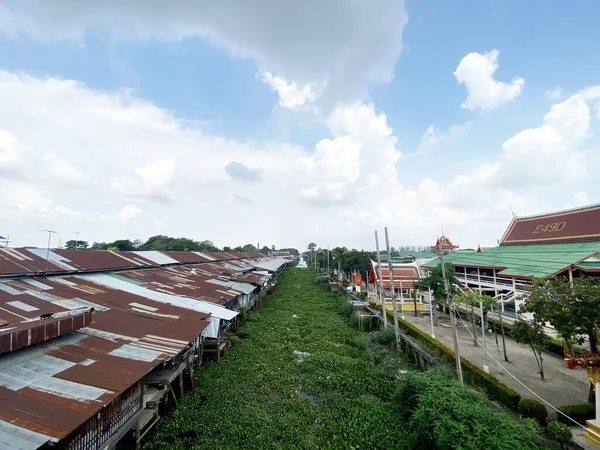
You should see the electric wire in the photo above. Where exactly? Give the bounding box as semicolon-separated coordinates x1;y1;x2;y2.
453;308;592;432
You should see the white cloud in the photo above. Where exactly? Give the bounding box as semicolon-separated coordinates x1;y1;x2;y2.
117;204;142;221
2;183;54;215
0;0;408;109
0;130;23;176
570;191;591;207
0;68;598;251
454;50;524;111
110;159;178;203
259;71;317;109
42;152;90;186
420;121;472;147
546;87;562;100
1;182;95;220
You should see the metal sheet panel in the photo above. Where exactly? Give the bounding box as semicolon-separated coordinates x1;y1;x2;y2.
132;251;179;265
83;273;238;320
108;344;163;362
31;377;108;401
0;355;76;391
0;419;54;450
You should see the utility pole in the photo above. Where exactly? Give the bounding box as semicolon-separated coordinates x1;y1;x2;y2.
3;234;10;248
439;239;463;385
399;277;405;320
74;232;81;250
428;287;435;338
327;246;330;276
374;231;387;328
43;230;58;275
480;301;489;373
385;227;400;347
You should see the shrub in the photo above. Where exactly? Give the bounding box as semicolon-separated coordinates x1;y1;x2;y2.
338;301;353;319
394;368;544;449
370;328;396;347
518;399;548;424
557;402;595;426
547;421;572;449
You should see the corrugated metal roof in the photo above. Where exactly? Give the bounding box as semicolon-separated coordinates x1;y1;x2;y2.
230;272;269;285
251;258;288;272
0;251;286;448
0;274;212;447
83;272;238;321
131;250;180;265
0;248;275;278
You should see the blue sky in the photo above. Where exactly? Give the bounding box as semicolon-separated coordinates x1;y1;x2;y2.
0;0;598;250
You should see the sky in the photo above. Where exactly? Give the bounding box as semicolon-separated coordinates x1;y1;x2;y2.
0;0;599;251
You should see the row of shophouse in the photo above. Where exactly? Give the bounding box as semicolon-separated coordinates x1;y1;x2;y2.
0;248;292;450
370;203;600;317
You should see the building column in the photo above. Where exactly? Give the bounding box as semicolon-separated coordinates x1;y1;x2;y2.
569;268;574;286
477;268;482;292
512;278;519;315
493;270;498;297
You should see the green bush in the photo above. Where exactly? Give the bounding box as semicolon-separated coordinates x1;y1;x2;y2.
384;309;522;411
370;328;396;347
338;301;353;319
547;421;572;449
518;399;548;424
394;368;544;449
557;402;595;426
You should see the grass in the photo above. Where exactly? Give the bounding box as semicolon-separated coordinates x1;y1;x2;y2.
148;269;407;449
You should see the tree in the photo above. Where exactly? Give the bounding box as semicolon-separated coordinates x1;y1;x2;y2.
140;235;221;252
416;263;458;317
111;239;137;251
223;246;232;252
241;244;257;252
522;276;600;400
512;318;550;380
524;277;600;353
65;240;89;250
456;291;497;347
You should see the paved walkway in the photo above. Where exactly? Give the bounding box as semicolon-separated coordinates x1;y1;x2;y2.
396;308;590;411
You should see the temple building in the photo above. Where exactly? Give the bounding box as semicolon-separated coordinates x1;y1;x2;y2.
422;203;600;316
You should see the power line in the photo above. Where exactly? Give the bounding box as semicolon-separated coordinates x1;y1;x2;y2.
454;309;590;431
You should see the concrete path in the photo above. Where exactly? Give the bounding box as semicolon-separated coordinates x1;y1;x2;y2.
397;309;590;411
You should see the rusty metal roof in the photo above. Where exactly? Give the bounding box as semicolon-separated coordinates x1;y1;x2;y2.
0;275;211;448
0;251;286;448
0;248;268;278
230;272;269;285
113;267;242;305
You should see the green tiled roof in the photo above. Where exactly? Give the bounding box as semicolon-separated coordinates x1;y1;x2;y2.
395;251;436;259
422;242;600;278
576;260;600;270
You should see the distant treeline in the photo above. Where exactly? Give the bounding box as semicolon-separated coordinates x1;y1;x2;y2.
63;235;298;255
